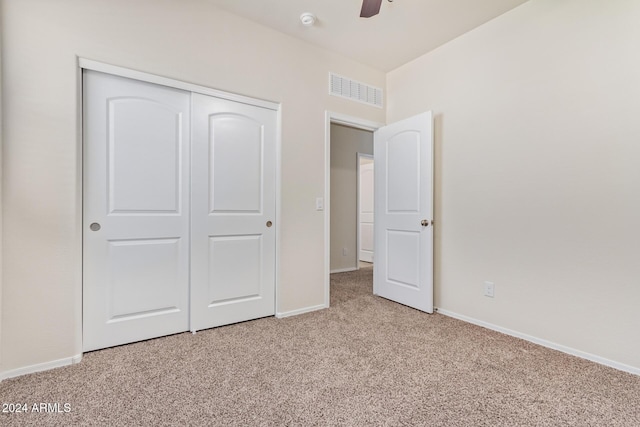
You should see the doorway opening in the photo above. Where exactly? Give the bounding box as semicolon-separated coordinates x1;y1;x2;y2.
324;111;435;314
324;112;382;307
329;124;373;274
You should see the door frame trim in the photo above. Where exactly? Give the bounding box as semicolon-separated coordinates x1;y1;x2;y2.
324;111;383;308
79;58;279;111
78;57;282;349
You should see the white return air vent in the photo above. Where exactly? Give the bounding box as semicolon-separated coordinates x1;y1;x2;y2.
329;72;383;108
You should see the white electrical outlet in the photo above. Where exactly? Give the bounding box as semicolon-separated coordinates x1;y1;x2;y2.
484;281;495;298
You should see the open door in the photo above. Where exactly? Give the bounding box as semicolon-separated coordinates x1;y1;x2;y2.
373;112;433;313
358;155;374;264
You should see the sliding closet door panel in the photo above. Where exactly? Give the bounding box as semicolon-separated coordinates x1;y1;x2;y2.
191;93;277;331
83;70;190;352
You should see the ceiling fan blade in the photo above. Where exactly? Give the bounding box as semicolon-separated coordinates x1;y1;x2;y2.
360;0;382;18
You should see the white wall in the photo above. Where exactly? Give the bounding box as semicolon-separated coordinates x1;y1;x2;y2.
387;0;640;370
0;0;384;375
330;124;373;271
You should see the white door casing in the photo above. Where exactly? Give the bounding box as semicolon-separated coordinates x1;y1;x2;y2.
358;156;374;263
190;93;277;331
373;112;434;313
83;70;191;351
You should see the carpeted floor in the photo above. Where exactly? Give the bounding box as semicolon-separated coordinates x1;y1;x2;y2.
1;266;640;426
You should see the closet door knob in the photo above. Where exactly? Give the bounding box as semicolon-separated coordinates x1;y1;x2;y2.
421;219;428;227
266;221;273;228
89;222;101;231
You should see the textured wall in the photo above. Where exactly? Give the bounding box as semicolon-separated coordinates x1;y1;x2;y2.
0;0;384;374
387;0;640;370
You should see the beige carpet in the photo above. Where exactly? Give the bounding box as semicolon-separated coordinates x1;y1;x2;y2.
1;266;640;426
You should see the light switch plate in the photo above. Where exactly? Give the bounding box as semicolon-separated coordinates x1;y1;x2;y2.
316;197;324;211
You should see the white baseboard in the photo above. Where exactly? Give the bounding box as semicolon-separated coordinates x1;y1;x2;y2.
276;303;327;319
330;267;357;274
1;354;83;382
6;310;636;381
435;308;640;377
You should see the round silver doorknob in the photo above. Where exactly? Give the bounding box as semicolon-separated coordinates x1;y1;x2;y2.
421;219;428;227
89;222;101;231
266;221;273;228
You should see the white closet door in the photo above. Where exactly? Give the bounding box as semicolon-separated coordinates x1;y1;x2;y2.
190;93;277;331
83;70;191;351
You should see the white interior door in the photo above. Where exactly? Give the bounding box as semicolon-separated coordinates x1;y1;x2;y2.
359;156;374;263
190;93;277;331
373;111;433;313
83;70;191;351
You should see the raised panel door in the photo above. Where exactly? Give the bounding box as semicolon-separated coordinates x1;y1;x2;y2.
190;93;277;331
373;112;434;313
83;70;191;351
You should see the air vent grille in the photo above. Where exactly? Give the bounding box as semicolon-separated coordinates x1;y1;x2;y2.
329;73;383;108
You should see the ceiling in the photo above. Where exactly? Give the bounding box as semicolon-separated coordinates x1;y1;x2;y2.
208;0;529;72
